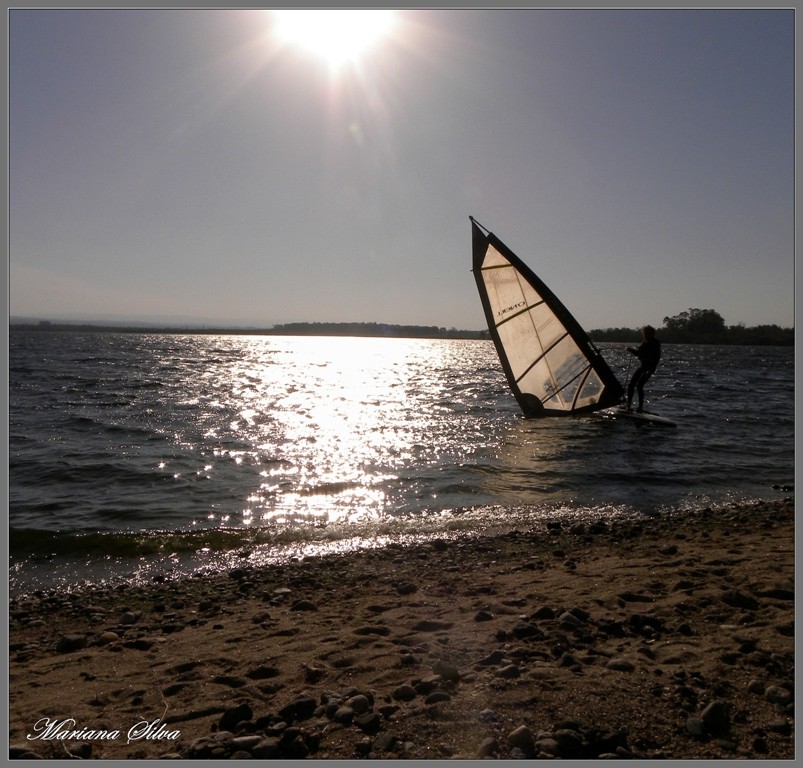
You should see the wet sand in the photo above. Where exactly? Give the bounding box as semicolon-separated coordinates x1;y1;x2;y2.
9;497;794;760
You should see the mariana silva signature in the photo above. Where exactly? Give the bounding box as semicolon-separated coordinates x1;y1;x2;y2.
27;718;180;744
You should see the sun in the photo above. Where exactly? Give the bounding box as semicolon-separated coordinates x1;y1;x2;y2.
272;9;395;70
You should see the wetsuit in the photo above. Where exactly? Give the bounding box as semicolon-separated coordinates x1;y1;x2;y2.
627;337;661;412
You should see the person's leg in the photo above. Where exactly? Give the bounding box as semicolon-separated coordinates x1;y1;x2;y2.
635;371;652;412
626;370;638;410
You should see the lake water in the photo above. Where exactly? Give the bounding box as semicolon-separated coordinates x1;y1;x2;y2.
8;331;794;595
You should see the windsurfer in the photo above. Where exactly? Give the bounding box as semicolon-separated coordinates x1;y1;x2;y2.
626;325;661;413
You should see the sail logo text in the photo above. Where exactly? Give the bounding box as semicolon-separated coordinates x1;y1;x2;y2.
496;301;526;319
27;718;181;745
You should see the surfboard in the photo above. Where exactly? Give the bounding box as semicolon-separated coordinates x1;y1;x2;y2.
598;406;677;428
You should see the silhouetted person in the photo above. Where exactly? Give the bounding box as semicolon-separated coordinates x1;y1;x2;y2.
626;325;661;412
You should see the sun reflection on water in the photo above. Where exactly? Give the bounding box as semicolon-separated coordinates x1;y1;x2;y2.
190;335;463;529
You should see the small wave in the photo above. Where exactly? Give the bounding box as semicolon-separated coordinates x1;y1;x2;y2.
296;481;364;496
67;415;97;428
129;379;163;389
10;457;159;489
9;526;267;559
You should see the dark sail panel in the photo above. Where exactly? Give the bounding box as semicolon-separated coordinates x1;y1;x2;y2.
471;217;624;417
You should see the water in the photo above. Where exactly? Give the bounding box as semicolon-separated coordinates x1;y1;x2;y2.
9;331;794;595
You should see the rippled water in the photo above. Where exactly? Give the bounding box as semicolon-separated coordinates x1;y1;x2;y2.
9;331;794;593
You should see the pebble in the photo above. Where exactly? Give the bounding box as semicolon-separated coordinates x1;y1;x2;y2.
530;605;556;620
332;706;354;724
290;599;318;612
415;675;444;694
686;717;706;737
354;712;381;734
56;634;87;653
477;650;505;666
567;606;590;622
220;703;252;732
279;695;317;722
374;733;397;753
558;652;582;670
747;679;765;695
229;735;262;752
511;619;542;639
391;684;417;702
701;700;729;734
535;737;560;756
346;694;371;714
124;637;156;651
494;663;521;679
551;728;584;756
605;658;635;672
559;611;585;629
476;737;499;758
508;725;535;754
355;737;372;756
432;659;460;682
768;720;792;736
303;665;325;683
764;685;793;706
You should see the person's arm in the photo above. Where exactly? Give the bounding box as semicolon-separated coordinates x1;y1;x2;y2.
627;341;646;358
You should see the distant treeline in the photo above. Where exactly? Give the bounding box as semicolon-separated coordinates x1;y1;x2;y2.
590;308;793;346
11;309;792;345
11;320;490;340
268;322;488;339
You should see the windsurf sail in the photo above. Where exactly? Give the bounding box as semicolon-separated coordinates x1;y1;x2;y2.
471;216;624;417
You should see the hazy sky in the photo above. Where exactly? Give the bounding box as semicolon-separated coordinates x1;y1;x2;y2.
9;8;794;330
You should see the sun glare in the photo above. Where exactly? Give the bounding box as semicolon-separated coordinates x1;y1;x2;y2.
272;9;395;70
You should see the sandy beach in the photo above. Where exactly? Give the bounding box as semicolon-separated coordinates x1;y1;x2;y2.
9;497;794;760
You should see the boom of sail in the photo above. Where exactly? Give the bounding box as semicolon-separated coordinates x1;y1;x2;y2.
471;216;624;418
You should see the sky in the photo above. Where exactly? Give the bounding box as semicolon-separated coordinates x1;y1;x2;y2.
9;8;795;331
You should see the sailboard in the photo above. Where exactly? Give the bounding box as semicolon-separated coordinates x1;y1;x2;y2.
471;216;625;418
598;406;677;428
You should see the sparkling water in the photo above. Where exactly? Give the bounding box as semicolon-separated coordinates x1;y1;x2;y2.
9;331;794;593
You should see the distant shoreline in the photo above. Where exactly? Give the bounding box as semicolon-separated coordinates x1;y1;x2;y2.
9;320;793;345
9;320;490;341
